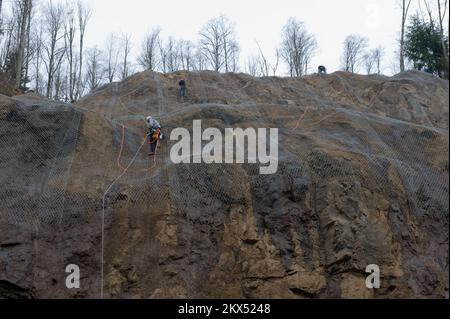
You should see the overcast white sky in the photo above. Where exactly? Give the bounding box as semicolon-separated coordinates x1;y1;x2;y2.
49;0;450;75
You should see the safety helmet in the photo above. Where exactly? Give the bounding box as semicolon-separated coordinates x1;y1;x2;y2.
146;116;153;121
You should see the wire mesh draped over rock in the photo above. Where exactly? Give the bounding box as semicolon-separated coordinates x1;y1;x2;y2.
0;70;448;299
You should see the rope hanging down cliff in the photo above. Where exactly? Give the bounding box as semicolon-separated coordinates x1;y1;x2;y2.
100;124;160;298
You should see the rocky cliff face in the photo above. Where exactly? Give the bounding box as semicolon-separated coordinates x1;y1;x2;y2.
0;70;448;299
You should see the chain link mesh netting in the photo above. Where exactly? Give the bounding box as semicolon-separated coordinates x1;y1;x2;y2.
0;71;448;298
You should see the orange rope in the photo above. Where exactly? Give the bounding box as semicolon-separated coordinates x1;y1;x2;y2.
116;124;159;173
304;111;340;129
294;106;311;130
293;106;341;130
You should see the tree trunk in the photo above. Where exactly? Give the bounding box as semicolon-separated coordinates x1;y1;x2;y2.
35;42;41;93
24;2;32;90
47;53;54;98
15;0;31;89
77;33;84;99
77;3;91;99
400;33;405;72
223;38;229;73
438;0;449;79
0;0;3;33
66;17;76;102
400;0;411;72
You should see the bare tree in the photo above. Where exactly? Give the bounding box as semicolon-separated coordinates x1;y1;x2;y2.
422;0;435;25
42;1;66;98
256;41;270;76
363;47;384;75
105;33;119;82
179;40;195;71
76;0;91;99
247;43;280;77
85;47;103;91
400;0;412;72
14;0;33;89
1;16;17;73
0;0;3;37
120;32;132;79
199;17;223;71
165;36;179;72
23;0;34;90
138;27;160;71
228;41;239;72
341;34;368;73
219;16;239;72
0;0;5;40
31;26;43;93
193;45;206;71
199;15;238;72
372;46;384;74
363;52;376;74
158;38;167;73
280;18;318;77
53;62;66;100
434;0;449;79
246;55;262;77
272;49;280;76
64;4;77;102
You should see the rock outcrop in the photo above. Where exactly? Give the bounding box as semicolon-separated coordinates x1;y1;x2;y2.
0;70;448;298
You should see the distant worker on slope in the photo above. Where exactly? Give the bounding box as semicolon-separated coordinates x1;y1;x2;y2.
179;78;187;98
318;65;327;75
146;116;163;156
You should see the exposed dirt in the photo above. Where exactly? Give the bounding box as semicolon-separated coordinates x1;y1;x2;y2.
0;70;448;299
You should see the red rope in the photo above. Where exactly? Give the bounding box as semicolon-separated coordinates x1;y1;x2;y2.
116;124;159;173
294;106;310;130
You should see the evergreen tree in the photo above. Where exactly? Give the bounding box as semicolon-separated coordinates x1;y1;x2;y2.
404;15;449;78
